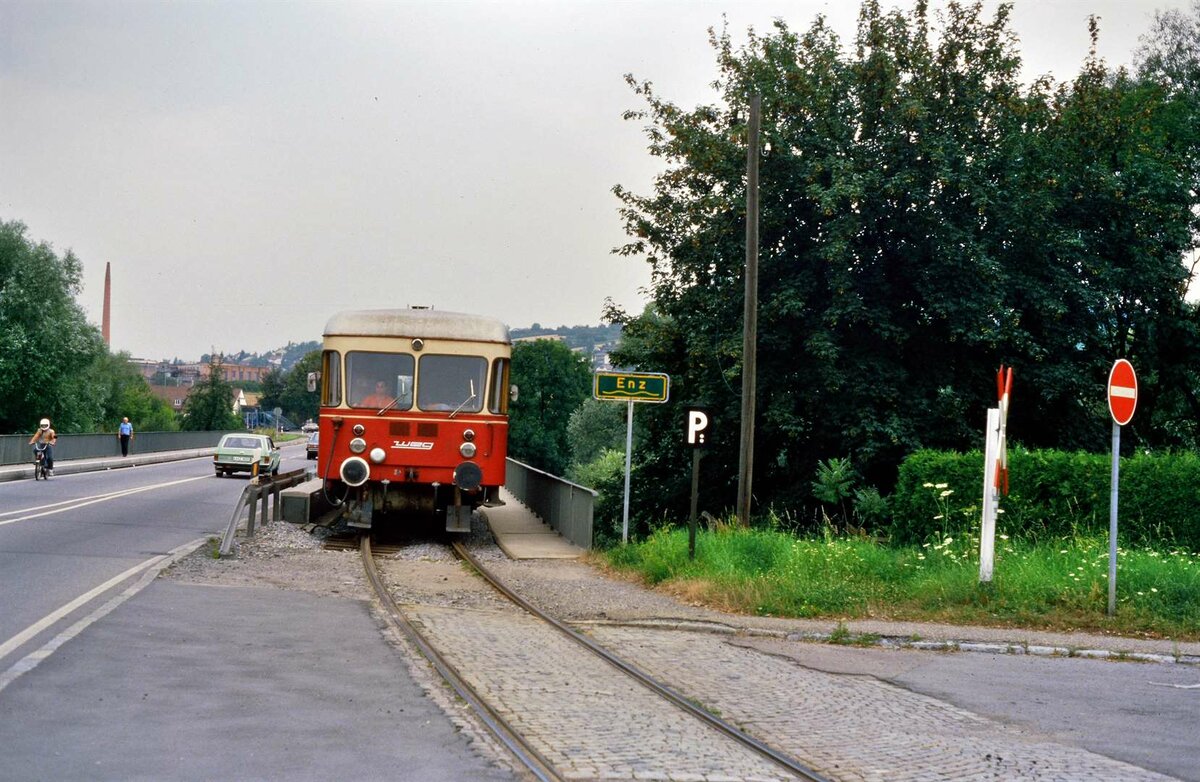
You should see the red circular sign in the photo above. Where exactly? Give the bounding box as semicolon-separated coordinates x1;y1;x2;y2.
1107;359;1137;426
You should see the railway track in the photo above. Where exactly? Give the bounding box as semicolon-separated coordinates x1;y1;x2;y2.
360;535;829;782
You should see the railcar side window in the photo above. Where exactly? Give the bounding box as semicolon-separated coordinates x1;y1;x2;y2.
321;351;342;407
418;355;487;413
347;351;415;410
489;358;510;414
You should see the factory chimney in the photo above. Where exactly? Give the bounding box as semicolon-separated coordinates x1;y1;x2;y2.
102;262;111;346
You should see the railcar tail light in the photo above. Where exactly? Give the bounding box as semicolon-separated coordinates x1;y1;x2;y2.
353;424;365;436
462;429;475;441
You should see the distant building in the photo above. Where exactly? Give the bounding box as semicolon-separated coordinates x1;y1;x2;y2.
147;385;191;413
130;357;269;386
512;334;567;343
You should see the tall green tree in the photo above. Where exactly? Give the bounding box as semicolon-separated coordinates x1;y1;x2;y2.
181;359;242;431
611;1;1200;527
0;220;107;433
258;350;321;425
90;351;180;432
508;339;592;475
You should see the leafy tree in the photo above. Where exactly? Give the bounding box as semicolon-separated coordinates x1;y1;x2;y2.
89;351;179;432
508;339;592;475
258;350;321;425
278;350;321;424
181;359;242;431
566;397;629;467
0;220;107;433
611;2;1200;529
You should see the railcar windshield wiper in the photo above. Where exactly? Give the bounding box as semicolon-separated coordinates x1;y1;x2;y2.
448;380;477;419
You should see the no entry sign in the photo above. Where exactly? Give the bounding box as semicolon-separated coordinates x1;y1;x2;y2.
1107;360;1138;426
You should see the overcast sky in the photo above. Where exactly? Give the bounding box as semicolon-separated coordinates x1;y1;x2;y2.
0;0;1185;361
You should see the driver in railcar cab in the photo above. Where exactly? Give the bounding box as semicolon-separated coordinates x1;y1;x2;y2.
358;379;394;408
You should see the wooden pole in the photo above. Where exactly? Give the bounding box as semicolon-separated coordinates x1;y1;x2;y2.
736;92;761;527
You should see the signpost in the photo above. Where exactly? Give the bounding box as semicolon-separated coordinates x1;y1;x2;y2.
593;372;670;543
684;408;712;560
1106;359;1137;616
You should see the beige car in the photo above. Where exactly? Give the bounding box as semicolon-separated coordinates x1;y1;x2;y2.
214;433;280;477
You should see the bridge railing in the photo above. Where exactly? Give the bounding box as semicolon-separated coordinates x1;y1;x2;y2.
0;431;225;466
504;458;595;549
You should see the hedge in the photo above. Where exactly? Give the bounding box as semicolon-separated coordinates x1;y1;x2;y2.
890;449;1200;551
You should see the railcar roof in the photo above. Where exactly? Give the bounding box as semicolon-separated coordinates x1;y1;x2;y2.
323;309;511;344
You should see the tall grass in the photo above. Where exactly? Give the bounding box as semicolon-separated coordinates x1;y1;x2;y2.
605;525;1200;639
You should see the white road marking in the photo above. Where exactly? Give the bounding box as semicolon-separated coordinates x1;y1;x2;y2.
0;537;210;692
0;475;210;527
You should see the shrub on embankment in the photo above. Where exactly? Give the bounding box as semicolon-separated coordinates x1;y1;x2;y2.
890;449;1200;550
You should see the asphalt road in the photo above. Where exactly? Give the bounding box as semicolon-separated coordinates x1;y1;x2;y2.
0;446;515;781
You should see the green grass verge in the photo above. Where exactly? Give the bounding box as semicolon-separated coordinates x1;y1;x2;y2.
604;526;1200;640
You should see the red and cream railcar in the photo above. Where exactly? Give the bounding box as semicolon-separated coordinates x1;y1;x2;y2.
314;308;511;531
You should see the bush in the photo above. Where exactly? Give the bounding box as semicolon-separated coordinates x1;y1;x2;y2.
568;448;627;548
890;448;1200;550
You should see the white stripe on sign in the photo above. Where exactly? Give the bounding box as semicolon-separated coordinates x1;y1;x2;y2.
1110;386;1137;398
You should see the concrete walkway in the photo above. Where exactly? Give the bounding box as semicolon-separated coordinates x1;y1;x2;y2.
480;488;585;560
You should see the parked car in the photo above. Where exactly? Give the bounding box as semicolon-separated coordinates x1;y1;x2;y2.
305;431;319;460
214;433;280;477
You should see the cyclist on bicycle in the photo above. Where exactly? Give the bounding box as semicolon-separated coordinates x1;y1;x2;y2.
28;418;57;475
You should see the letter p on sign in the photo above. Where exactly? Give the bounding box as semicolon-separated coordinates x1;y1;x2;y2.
685;408;711;447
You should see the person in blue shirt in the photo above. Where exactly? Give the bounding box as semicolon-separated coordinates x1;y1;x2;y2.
117;417;134;456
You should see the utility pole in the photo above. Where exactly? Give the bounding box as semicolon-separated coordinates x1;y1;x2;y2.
736;93;761;528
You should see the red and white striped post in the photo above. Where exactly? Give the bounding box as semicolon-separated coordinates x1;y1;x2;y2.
980;366;1012;583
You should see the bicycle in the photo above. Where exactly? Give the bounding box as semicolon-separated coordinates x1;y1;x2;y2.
32;442;50;480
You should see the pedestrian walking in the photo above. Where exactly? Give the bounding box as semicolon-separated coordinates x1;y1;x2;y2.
117;417;134;456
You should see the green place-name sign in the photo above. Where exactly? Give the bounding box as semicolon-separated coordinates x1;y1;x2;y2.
594;371;670;404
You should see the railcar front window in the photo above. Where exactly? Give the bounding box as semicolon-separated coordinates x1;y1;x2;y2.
347;351;415;410
322;351;342;407
418;355;487;413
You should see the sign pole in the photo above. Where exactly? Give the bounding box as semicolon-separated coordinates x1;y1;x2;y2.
689;449;701;560
1105;359;1137;617
684;407;712;561
1108;420;1120;616
622;400;633;544
592;371;670;546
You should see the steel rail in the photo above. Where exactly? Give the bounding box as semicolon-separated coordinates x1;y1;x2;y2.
359;537;563;782
452;541;830;782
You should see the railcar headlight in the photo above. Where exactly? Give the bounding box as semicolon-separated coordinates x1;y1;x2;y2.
459;442;477;458
369;447;387;464
349;437;366;454
462;429;475;441
353;424;365;436
340;457;370;487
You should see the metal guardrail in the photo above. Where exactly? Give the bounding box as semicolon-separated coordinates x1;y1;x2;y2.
219;468;312;556
504;458;595;549
0;431;225;466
